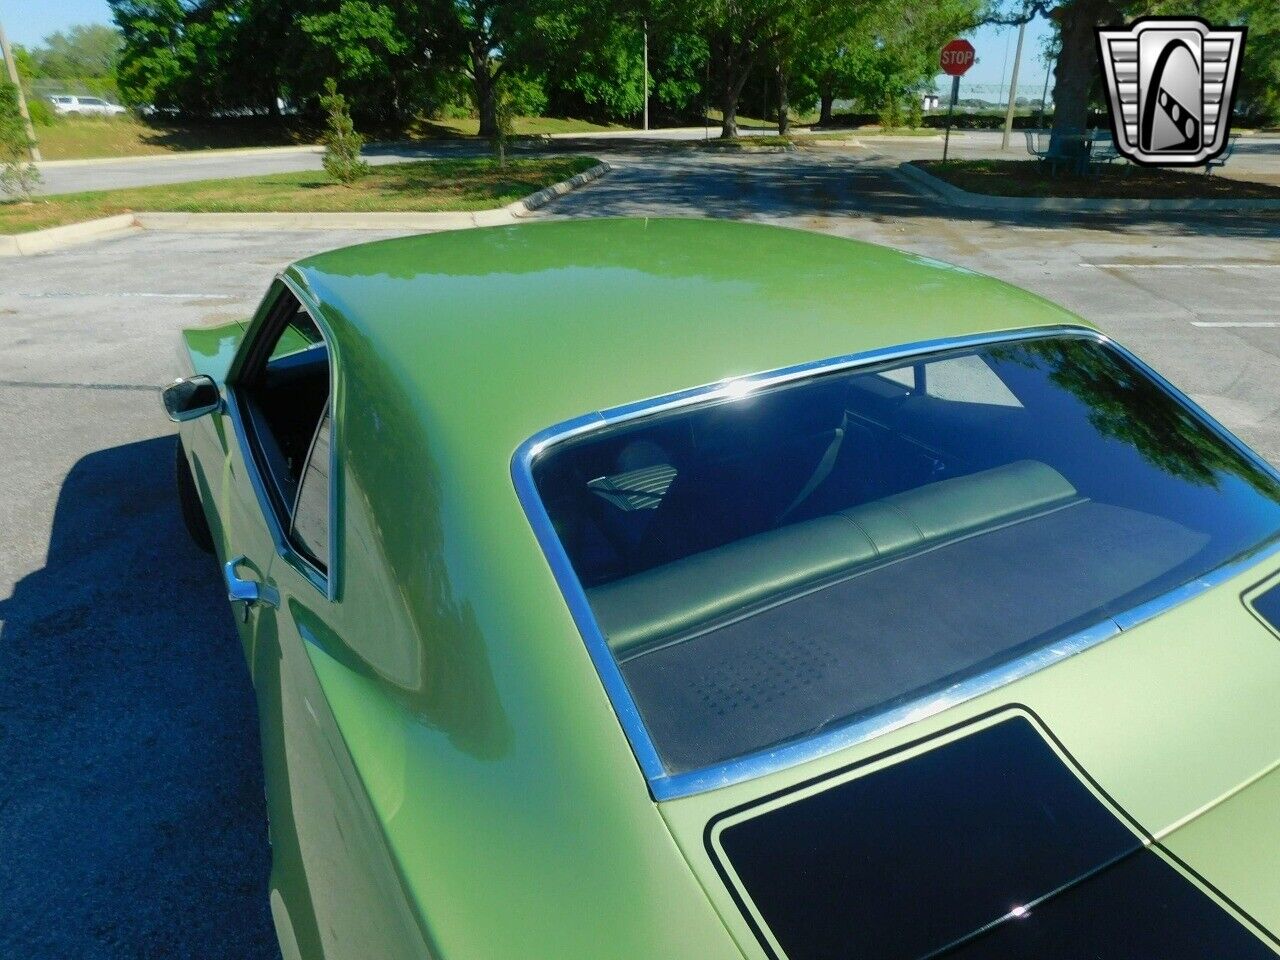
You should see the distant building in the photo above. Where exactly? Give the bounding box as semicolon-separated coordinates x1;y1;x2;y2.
921;94;941;111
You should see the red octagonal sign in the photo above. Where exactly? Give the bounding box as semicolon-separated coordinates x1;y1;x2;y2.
940;38;976;77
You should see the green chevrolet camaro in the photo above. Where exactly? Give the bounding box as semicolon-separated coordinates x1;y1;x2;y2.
163;219;1280;960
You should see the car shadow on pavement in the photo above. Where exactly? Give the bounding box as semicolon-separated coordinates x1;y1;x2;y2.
0;435;280;960
547;148;1280;242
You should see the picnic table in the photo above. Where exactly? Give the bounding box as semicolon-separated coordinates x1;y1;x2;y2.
1025;129;1125;176
1204;136;1238;175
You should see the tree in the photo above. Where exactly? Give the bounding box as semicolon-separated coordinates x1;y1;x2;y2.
31;24;123;80
768;0;836;135
700;0;796;137
1147;0;1280;126
987;0;1276;155
538;7;646;122
445;0;536;137
319;77;369;182
0;83;40;199
112;0;213;109
803;0;979;126
488;74;514;163
649;26;709;122
299;2;410;120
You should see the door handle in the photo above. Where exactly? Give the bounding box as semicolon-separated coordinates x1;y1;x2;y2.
224;556;279;622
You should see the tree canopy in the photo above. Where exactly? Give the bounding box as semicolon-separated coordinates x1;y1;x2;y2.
12;23;123;99
985;0;1275;152
82;0;1280;135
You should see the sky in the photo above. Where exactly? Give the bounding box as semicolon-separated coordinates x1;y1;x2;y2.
2;0;114;47
942;16;1057;101
3;0;1055;103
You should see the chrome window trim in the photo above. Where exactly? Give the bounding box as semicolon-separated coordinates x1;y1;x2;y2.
510;324;1280;800
224;274;341;602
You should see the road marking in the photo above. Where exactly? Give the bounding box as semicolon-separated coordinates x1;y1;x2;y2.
16;291;239;300
1191;321;1280;328
0;379;158;391
1085;262;1280;270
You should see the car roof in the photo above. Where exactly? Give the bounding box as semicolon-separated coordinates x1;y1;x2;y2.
288;218;1089;457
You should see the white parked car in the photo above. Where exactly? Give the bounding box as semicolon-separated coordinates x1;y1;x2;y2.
48;95;127;116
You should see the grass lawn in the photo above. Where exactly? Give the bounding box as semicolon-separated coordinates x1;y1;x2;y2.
916;159;1280;200
798;127;950;141
703;110;822;131
419;115;628;137
32;114;626;161
33;116;318;160
696;135;795;150
0;156;599;234
856;127;945;137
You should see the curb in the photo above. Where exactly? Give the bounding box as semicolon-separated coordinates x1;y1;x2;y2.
0;161;611;255
507;161;612;214
0;213;139;256
895;161;1280;213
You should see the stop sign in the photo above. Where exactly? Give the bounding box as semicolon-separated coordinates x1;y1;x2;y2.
940;39;976;77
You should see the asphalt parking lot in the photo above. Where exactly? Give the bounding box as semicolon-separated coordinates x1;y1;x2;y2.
2;142;1278;957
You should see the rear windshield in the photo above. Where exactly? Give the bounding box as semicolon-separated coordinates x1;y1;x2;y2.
530;335;1280;774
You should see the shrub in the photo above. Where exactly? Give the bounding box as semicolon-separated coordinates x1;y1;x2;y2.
0;83;41;200
906;97;923;130
26;97;55;127
319;78;369;185
877;95;903;131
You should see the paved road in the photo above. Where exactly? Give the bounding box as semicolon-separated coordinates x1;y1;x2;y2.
2;144;1278;958
34;126;1280;196
32;126;774;195
35;139;486;195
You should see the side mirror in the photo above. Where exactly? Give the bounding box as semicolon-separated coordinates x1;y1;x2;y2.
163;374;221;422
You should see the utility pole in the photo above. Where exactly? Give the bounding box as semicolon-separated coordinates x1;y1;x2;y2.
1038;65;1052;128
0;13;39;162
642;19;649;131
1001;18;1027;151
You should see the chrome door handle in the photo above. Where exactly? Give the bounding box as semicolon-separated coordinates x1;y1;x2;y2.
224;556;279;622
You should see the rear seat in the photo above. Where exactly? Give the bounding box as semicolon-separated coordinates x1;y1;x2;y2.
588;460;1079;653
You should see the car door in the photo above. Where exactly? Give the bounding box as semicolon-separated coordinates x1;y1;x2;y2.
221;282;428;960
187;284;312;668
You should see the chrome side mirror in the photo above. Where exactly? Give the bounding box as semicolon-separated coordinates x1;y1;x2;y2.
162;374;221;422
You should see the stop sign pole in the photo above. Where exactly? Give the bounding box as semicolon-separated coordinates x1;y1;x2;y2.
940;38;975;163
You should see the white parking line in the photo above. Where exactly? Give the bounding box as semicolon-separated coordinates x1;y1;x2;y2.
16;292;239;299
1191;321;1280;328
1086;262;1280;270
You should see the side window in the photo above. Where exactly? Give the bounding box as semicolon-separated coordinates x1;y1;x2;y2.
290;409;331;567
236;289;333;575
920;355;1023;407
270;306;324;361
878;355;1021;408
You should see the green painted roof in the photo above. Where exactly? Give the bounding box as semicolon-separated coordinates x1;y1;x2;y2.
289;218;1088;458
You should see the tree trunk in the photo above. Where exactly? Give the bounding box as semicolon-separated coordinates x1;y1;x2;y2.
1049;0;1117;157
819;91;834;127
473;45;498;138
715;35;754;139
776;66;790;136
721;95;739;138
719;62;753;138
